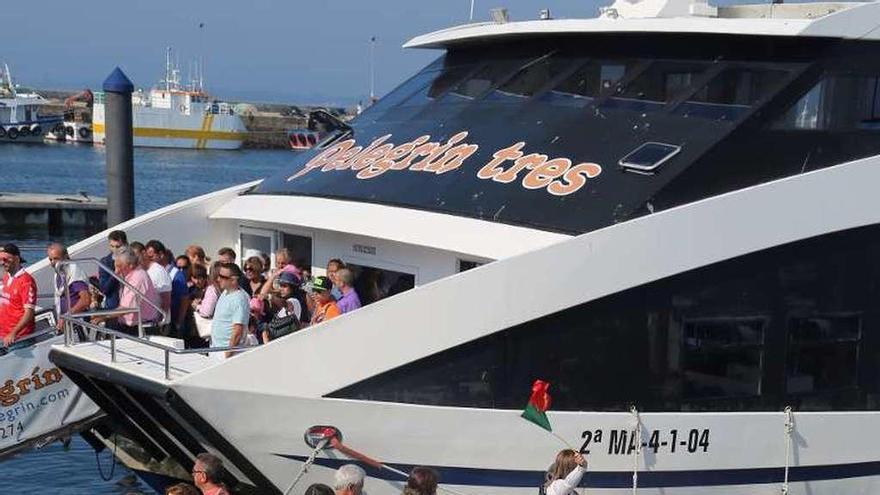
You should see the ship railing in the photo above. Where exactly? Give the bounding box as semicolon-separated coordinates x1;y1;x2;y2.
0;325;61;355
60;318;252;380
55;258;166;340
57;257;250;380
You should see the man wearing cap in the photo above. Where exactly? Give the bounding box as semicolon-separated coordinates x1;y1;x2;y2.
309;276;341;326
0;244;38;346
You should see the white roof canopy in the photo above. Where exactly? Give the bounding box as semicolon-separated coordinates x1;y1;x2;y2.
209;194;570;260
404;1;880;49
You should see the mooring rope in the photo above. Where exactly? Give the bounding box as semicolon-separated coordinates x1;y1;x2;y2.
630;405;641;494
782;406;794;494
283;437;330;495
96;434;118;482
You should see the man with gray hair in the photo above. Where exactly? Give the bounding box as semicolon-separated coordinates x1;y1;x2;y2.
333;464;365;495
97;247;160;335
192;452;229;495
334;268;362;314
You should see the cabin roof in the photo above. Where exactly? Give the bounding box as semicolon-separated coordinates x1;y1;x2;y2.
404;1;880;49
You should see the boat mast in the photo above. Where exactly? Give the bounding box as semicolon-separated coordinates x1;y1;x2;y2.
165;47;172;93
4;63;15;97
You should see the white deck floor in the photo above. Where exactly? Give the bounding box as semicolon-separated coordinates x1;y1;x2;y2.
53;339;220;383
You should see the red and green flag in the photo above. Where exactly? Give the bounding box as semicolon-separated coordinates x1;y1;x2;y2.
521;379;552;432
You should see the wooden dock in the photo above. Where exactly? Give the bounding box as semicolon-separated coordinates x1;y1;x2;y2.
0;192;107;234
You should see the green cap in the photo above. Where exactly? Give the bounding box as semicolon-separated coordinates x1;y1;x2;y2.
312;275;333;293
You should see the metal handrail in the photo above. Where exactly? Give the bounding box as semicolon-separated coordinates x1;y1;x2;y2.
0;327;59;351
55;257;167;338
61;315;253;380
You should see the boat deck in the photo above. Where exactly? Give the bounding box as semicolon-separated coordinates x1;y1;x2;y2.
54;338;218;384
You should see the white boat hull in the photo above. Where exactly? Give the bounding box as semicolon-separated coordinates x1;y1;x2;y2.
188;393;880;495
92;102;247;150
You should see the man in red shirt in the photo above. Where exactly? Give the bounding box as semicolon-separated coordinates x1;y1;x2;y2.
0;243;37;347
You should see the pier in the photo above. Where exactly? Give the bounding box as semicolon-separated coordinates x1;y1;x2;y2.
0;191;107;234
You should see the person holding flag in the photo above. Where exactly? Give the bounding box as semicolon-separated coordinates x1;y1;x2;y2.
544;450;587;495
521;379;588;494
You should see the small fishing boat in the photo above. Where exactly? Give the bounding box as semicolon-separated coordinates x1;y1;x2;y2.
0;64;62;144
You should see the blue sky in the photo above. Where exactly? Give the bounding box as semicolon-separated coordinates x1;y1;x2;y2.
5;1;608;105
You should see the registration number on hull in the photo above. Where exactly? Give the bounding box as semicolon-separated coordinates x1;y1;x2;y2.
580;428;710;455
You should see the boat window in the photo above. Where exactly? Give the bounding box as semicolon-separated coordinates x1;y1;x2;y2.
786;315;860;398
394;65;476;108
447;60;526;100
678;68;788;120
358;70;440;119
347;263;415;305
681;318;765;400
545;60;634;103
329;224;880;412
458;259;484;273
280;232;313;271
489;55;575;99
604;61;708;111
773;74;880;131
619;142;681;173
240;228;275;264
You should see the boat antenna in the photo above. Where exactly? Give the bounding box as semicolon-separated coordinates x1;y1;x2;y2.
369;36;377;104
198;21;206;93
470;0;476;20
165;46;172;93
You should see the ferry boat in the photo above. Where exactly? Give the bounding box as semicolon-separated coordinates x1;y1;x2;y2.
41;0;880;493
0;65;62;143
91;48;247;150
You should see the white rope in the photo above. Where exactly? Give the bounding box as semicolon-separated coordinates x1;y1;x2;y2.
630;405;641;495
781;406;794;495
283;438;330;495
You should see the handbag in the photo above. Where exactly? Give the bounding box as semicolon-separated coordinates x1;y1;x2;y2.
267;312;301;340
193;311;213;339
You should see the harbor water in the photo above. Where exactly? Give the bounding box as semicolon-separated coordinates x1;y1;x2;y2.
0;142;296;493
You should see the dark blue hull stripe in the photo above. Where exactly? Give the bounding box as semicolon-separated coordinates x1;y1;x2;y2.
276;454;880;488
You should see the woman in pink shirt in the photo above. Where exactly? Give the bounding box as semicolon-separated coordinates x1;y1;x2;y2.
195;262;223;318
110;249;160;334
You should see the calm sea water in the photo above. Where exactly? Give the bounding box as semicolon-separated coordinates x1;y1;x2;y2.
0;142;296;493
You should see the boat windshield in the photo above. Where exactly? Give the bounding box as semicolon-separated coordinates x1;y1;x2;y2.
254;35;811;234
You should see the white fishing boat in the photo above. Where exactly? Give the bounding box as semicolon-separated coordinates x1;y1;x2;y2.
91;48;247;150
40;0;880;493
0;64;62;144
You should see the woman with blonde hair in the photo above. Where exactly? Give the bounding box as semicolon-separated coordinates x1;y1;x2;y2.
545;449;587;495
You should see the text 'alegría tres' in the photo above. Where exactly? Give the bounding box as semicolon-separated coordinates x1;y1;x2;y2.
287;131;602;197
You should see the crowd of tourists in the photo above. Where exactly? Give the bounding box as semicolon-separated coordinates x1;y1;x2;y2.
160;448;587;495
0;229;365;355
0;237;592;494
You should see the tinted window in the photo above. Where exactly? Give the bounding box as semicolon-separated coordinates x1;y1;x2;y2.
330;225;880;412
605;61;708;110
490;55;574;98
786;314;861;399
678;68;789;120
774;73;880;131
358;70;439;119
546;60;634;103
682;318;765;401
448;60;526;100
